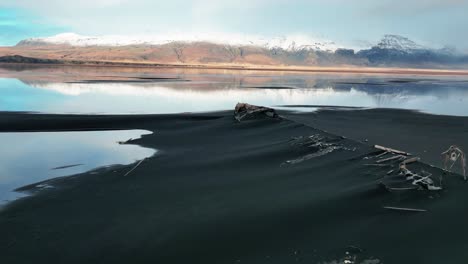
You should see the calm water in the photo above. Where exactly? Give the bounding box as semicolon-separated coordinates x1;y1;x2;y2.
1;66;467;202
0;66;468;116
0;130;156;204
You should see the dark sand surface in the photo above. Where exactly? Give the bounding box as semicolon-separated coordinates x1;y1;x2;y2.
1;110;468;264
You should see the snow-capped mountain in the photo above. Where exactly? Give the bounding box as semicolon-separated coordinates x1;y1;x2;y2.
17;33;340;52
376;34;424;51
6;33;468;68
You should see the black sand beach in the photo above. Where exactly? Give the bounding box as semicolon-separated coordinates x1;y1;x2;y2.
1;109;468;263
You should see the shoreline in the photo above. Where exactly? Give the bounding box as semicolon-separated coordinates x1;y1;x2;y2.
2;61;468;76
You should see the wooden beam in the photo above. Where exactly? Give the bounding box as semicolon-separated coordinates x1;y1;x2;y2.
383;206;427;212
374;145;409;155
401;157;421;165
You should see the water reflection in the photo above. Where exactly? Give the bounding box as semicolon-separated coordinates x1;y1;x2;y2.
0;130;156;204
0;66;467;116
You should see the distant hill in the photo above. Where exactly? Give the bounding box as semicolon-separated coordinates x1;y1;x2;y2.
1;34;467;69
356;35;468;67
0;55;61;64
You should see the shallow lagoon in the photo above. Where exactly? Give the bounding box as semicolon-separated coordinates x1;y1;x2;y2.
1;66;468;116
0;130;156;204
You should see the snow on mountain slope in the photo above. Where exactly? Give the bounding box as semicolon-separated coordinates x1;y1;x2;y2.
12;33;466;67
17;33;340;52
376;35;424;51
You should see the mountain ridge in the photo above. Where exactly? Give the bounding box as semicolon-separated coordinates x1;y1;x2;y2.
4;34;468;69
16;33;340;52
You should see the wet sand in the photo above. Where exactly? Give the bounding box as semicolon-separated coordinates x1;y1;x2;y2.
1;109;468;263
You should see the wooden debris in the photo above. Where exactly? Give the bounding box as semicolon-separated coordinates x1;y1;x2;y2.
375;151;389;158
374;145;409;156
363;164;392;167
376;155;405;163
285;146;339;165
401;157;420;165
383;206;427;212
124;159;145;176
234;103;278;122
442;145;466;180
386;186;418;191
399;165;442;191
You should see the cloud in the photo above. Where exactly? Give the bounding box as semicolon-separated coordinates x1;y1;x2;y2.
2;0;466;31
1;0;468;49
1;0;298;38
367;0;468;15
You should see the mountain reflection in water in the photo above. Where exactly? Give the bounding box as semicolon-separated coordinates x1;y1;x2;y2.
1;66;467;116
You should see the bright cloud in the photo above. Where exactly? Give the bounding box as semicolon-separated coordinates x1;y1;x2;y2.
1;0;468;49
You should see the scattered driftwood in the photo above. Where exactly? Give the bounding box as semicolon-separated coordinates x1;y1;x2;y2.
383;206;427;212
234;103;278;122
368;143;444;191
374;145;409;156
442;145;466;180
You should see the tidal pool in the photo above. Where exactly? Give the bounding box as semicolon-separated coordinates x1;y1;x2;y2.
0;130;156;204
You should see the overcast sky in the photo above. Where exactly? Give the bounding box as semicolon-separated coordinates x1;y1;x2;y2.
1;0;468;49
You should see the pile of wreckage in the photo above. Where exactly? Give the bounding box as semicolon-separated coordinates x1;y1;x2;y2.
442;145;466;180
234;103;279;122
365;145;466;192
363;145;441;191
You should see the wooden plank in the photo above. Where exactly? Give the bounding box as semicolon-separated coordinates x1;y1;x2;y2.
374;145;409;155
363;164;392;167
386;187;418;191
124;159;145;177
383;206;427;212
401;157;421;165
376;155;404;163
375;151;389;158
